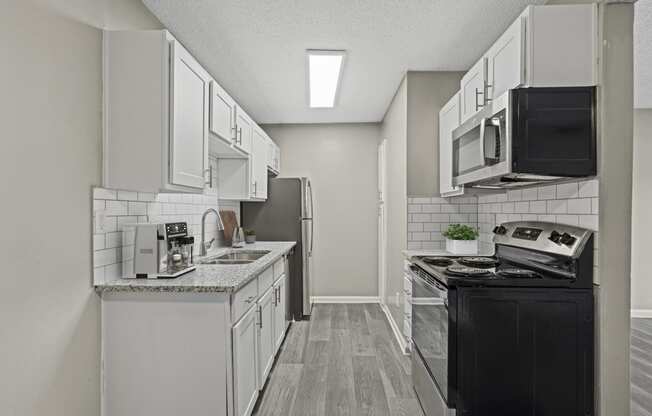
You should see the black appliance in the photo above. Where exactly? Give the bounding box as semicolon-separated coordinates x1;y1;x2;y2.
452;87;596;189
410;221;594;416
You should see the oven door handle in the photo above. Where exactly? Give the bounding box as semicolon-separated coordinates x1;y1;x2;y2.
409;268;448;299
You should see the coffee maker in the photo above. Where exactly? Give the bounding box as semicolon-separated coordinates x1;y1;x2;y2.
123;222;196;278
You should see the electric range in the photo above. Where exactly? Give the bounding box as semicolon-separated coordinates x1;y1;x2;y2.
409;221;595;416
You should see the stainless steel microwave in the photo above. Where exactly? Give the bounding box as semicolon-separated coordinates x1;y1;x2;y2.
451;87;596;189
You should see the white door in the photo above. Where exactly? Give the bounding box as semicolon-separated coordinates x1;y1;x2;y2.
235;106;253;155
439;93;464;197
209;81;236;145
169;40;209;190
233;305;259;416
486;16;525;100
377;140;387;306
257;287;275;387
273;274;287;350
460;57;488;123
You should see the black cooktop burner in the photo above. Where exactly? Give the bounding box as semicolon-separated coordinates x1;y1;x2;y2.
422;256;455;267
445;265;494;278
457;257;499;268
497;268;542;279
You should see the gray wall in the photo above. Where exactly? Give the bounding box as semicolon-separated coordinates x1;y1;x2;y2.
407;71;464;197
0;1;160;415
632;109;652;312
381;77;408;325
262;123;380;298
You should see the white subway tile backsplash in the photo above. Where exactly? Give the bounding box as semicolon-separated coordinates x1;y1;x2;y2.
538;185;556;200
138;192;157;202
547;199;568;214
579;215;598;230
579;179;599;198
522;188;538;201
507;190;522;201
440;205;458;213
514;202;529;213
117;190;138;201
567;198;592;214
592;198;599;215
128;201;147;216
94;188;117;200
105;232;122;249
556;214;579;226
529;201;547;214
105;200;128;216
422;204;441;213
556;182;579;199
423;223;439;232
501;202;515;214
94;248;118;267
93;234;105;250
412;213;431;222
408;223;423;232
411;197;431;204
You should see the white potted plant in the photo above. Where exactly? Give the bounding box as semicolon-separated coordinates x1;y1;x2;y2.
443;224;479;255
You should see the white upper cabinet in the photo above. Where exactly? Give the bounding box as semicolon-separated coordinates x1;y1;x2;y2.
524;4;597;87
169;40;210;190
235;106;253;155
458;4;596;125
103;30;210;193
439;92;464;197
251;127;268;200
209;81;246;157
486;16;525;101
266;136;280;175
460;57;488;123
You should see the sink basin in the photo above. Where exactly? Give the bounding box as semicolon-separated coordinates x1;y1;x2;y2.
215;250;270;261
198;250;271;265
200;259;254;265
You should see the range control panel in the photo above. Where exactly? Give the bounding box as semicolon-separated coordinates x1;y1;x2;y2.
492;221;592;257
512;227;543;241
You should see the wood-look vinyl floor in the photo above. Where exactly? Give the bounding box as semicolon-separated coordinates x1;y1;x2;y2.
253;304;424;416
632;318;652;416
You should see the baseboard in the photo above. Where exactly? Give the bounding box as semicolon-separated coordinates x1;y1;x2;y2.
631;309;652;318
379;302;410;355
310;296;380;304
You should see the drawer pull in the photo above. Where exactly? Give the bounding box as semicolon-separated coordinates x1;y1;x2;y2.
244;295;256;304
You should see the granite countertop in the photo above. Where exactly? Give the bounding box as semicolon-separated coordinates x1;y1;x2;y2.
94;241;296;294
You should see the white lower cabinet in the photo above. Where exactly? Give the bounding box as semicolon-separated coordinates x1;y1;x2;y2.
273;274;288;349
233;304;259;416
257;287;275;388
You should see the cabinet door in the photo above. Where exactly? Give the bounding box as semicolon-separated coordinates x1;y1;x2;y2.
257;287;275;388
209;81;236;145
460;57;487;123
273;274;287;350
235;107;253;155
439;92;464;197
169;40;209;190
457;288;593;416
251;128;268;199
486;16;525;100
233;305;259;416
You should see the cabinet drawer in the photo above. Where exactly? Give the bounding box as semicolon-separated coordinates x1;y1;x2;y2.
232;278;259;323
273;258;284;279
258;266;274;294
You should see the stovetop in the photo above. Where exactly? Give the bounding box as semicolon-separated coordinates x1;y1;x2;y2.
411;255;584;288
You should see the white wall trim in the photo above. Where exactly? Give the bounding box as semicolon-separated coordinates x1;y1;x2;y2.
379;302;409;355
310;296;380;304
631;309;652;318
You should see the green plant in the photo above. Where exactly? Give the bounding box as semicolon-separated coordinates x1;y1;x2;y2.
244;229;256;236
443;224;479;241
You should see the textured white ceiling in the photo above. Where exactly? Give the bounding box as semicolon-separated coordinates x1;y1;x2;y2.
636;0;652;109
142;0;549;123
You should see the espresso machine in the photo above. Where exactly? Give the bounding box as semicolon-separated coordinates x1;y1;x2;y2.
123;222;196;278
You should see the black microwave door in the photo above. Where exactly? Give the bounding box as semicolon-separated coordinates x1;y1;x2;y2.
512;87;596;177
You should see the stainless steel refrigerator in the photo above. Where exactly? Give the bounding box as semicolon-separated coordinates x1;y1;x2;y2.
241;177;313;320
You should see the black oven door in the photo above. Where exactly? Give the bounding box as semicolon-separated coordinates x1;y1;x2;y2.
512;87;596;177
410;268;449;404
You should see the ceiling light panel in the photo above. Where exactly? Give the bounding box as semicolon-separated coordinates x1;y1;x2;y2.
307;50;346;108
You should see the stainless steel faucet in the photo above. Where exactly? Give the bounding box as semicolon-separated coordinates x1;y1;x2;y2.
201;208;225;256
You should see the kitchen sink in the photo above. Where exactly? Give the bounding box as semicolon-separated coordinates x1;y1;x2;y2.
198;250;271;265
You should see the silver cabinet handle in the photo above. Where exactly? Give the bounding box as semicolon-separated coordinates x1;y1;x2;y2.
475;87;484;111
276;286;280;305
238;127;243;145
484;82;493;103
204;165;213;188
258;305;263;328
